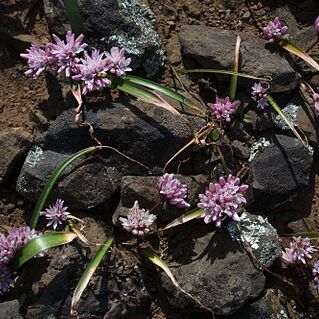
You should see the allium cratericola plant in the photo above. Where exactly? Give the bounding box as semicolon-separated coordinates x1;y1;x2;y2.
119;201;157;236
0;226;41;294
251;82;269;109
40;199;70;230
263;17;289;43
156;173;190;209
208;97;240;122
21;31;131;95
198;175;248;227
282;236;317;266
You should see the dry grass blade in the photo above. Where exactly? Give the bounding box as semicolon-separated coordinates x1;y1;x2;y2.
229;35;241;100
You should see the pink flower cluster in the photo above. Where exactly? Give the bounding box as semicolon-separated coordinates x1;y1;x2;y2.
21;31;131;95
0;226;41;295
119;201;157;236
282;236;317;266
315;16;319;35
198;175;248;227
156;173;190;209
313;93;319;113
40;199;70;230
251;82;269;109
208;97;239;122
263;17;289;43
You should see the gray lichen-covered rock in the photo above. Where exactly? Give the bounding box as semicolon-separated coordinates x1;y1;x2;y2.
43;0;165;76
227;212;282;267
113;174;208;225
179;25;298;92
0;300;23;319
160;222;266;316
247;134;314;216
17;102;204;209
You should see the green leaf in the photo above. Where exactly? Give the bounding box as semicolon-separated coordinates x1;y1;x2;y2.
12;232;77;269
143;247;179;287
71;237;113;315
229;35;241;100
267;95;308;147
282;42;319;72
184;69;270;81
243;114;253;124
64;0;84;36
210;130;220;141
163;208;204;230
30;146;99;229
123;75;197;108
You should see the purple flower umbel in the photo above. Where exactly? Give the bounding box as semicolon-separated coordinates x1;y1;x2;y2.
156;173;190;209
105;47;132;77
263;17;289;43
119;201;157;236
313;93;319;113
198;175;248;227
282;236;317;266
313;261;319;293
0;265;14;295
315;16;319;35
0;226;40;266
251;82;269;109
40;199;70;230
208;97;239;122
20;43;57;79
72;50;112;95
50;31;87;77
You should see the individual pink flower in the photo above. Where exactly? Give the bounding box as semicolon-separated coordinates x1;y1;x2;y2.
40;199;70;230
282;236;317;266
251;82;269;109
119;201;156;236
198;175;248;227
312;261;319;293
156;173;190;209
208;97;239;122
105;47;132;77
314;16;319;35
20;43;57;78
313;93;319;113
50;31;87;77
72;50;112;95
263;17;289;43
0;265;14;295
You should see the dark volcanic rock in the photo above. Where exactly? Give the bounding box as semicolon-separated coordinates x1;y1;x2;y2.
0;127;33;184
17;102;204;209
226;288;289;319
43;0;165;76
0;300;23;319
113;174;208;225
160;222;266;316
247;134;314;216
179;25;298;92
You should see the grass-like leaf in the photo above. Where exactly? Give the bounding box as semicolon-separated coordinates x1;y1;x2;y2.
71;237;113;315
64;0;84;36
163;208;204;230
282;42;319;72
267;95;308;147
30;146;99;229
123;75;197;108
229;35;241;100
12;232;77;269
185;69;270;81
143;247;179;287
